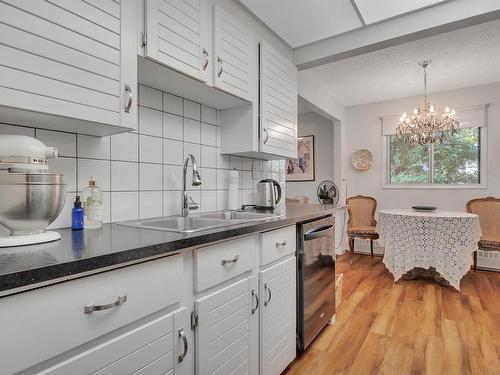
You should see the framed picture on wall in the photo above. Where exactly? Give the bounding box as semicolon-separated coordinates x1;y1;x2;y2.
286;135;315;181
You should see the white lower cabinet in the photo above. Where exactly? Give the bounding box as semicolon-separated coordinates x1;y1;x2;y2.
194;276;259;375
36;308;191;375
259;257;297;375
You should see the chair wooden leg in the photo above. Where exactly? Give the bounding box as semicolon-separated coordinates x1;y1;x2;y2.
348;236;354;254
370;239;374;258
473;251;477;272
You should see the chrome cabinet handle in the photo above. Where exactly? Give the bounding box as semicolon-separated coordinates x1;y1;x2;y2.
262;128;269;144
251;290;259;314
201;48;209;71
217;56;223;77
275;240;287;248
84;294;127;314
124;84;133;113
221;254;239;265
178;328;188;363
264;284;272;306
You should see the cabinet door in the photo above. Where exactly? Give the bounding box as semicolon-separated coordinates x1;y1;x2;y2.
260;256;297;375
0;0;137;133
145;0;210;82
213;5;254;102
195;277;257;375
36;308;190;375
259;41;298;159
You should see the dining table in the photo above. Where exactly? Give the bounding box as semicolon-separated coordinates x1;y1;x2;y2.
377;209;481;290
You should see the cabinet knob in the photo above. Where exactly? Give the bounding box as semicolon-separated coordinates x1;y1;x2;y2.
201;49;209;71
124;85;133;113
221;254;239;265
84;294;127;314
217;56;224;77
264;283;272;306
262;128;269;144
251;290;259;314
275;240;287;248
178;328;188;363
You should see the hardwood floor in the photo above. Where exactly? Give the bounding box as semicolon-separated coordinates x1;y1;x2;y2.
285;254;500;375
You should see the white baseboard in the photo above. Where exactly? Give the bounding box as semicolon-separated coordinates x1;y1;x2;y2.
343;239;500;272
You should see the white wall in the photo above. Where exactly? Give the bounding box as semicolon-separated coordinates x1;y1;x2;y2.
344;82;500;213
286;112;335;203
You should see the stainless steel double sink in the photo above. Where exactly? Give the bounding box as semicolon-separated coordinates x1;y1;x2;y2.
118;211;278;233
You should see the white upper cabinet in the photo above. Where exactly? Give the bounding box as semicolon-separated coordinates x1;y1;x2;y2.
213;5;254;102
0;0;137;136
144;0;211;83
259;41;298;159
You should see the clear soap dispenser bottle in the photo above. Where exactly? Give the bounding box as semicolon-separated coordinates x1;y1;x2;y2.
83;177;103;229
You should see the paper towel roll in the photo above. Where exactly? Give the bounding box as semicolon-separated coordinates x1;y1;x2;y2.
228;170;239;210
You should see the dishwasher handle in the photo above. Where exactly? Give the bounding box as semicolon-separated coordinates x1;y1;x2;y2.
304;224;334;241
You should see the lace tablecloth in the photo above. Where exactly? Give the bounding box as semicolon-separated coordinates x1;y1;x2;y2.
378;209;481;290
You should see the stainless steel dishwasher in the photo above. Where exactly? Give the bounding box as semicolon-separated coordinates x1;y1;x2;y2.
297;215;336;351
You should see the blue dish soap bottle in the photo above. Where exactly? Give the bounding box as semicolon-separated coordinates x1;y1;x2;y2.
72;196;84;230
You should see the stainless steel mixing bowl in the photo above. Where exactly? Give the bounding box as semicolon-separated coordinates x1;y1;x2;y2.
0;173;66;236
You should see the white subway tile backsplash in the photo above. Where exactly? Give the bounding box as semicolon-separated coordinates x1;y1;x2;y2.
140;163;162;191
139;135;162;164
111;132;138;161
78;159;110;191
230;156;242;170
163;164;183;190
201;191;217;212
184;100;200;120
8;84;285;228
163;139;184;166
163;191;181;216
111;192;138;222
201;105;217;125
163;113;183;140
184;142;200;163
200;168;216;190
49;157;76;192
201;123;216;146
184;118;200;144
139;86;162;110
201;145;216;168
111;161;138;191
163;93;183;116
77;135;110;160
139;107;162;137
37;129;76;157
0;124;34;136
140;191;163;219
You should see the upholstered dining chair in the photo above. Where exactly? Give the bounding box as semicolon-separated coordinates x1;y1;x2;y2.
466;197;500;271
346;195;379;257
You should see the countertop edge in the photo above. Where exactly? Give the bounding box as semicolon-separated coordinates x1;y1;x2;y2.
1;206;346;297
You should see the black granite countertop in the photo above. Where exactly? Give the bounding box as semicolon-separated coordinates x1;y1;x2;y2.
0;204;346;297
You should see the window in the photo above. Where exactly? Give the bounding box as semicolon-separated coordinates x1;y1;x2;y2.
388;127;481;185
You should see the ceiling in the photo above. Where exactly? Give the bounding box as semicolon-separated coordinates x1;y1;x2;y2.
239;0;448;48
299;19;500;106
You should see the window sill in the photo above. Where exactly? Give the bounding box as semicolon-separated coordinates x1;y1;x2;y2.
381;183;487;190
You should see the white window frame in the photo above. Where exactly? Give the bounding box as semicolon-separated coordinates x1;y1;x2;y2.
381;122;488;190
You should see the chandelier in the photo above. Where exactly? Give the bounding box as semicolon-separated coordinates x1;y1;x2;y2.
396;60;459;145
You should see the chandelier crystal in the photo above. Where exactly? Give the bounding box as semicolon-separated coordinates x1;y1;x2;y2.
396;60;459;145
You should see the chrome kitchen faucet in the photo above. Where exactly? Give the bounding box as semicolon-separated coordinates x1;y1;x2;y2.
181;154;201;216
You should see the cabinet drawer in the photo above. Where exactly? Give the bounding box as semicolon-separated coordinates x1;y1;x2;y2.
0;255;183;375
194;235;258;292
260;225;296;266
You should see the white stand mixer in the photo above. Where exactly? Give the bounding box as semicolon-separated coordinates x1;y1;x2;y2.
0;135;67;247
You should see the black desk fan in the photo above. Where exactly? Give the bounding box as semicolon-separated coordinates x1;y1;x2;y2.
317;180;339;206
